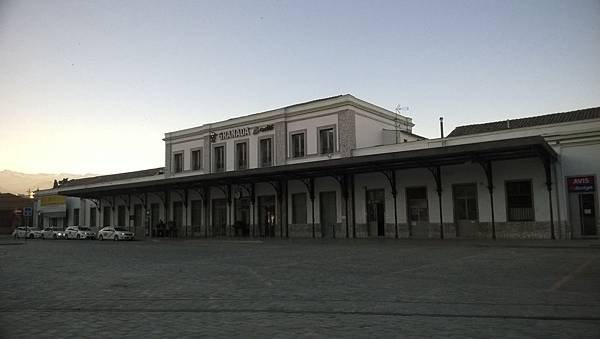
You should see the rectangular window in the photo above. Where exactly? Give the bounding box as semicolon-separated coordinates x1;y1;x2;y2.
89;208;96;227
506;180;534;221
73;208;80;226
236;142;248;170
292;193;307;224
291;133;305;158
319;128;335;154
259;138;273;167
118;205;126;226
214;145;225;172
173;153;183;173
191;149;202;170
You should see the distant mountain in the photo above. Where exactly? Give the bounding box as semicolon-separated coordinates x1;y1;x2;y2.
0;170;98;195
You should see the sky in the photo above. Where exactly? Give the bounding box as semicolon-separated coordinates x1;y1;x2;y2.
1;0;599;175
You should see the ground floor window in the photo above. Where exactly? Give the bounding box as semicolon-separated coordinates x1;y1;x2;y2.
453;184;478;221
506;180;534;221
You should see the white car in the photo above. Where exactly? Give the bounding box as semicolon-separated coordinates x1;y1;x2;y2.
12;227;42;239
65;226;96;240
41;227;66;239
97;227;135;241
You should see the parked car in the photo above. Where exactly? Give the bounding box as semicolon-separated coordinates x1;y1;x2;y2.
97;227;135;241
27;228;43;239
41;227;66;239
12;227;27;238
65;226;96;240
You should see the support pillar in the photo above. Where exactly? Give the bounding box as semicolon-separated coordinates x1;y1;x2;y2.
382;170;399;239
427;166;444;239
301;178;316;239
477;159;496;240
351;174;356;238
543;158;556;240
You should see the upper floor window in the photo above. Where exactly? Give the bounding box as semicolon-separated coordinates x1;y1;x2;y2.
236;141;248;170
506;180;534;221
319;127;335;154
214;145;225;172
191;148;202;170
259;138;273;167
291;132;305;158
173;152;183;173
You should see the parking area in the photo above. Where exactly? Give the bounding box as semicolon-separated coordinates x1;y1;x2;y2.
0;238;599;338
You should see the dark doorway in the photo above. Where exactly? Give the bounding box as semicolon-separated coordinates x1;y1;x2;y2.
258;195;276;237
580;193;597;236
133;204;142;235
173;201;183;237
212;199;228;236
319;191;337;238
452;183;479;237
150;203;160;236
406;187;428;237
103;206;111;227
234;197;250;236
366;189;385;237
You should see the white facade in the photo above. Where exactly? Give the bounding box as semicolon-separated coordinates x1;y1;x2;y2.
36;97;600;240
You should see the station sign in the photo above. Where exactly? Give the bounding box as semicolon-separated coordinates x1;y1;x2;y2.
209;124;274;142
40;195;66;206
567;176;595;192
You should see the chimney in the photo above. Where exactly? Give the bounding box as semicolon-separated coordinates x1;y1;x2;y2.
439;117;444;138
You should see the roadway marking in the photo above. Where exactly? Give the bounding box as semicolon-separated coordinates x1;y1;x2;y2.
549;258;593;292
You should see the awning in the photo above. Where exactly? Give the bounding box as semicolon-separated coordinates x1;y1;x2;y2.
58;135;557;198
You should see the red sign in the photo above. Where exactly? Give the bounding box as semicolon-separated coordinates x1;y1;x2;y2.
567;176;595;192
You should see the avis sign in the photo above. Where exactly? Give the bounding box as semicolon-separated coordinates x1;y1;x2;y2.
567;176;595;192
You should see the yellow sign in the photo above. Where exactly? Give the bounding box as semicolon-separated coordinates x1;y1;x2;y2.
40;195;66;206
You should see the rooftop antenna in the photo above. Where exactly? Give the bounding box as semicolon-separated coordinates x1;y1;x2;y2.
395;105;409;144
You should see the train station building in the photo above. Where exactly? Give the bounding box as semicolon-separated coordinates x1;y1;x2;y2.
34;95;600;239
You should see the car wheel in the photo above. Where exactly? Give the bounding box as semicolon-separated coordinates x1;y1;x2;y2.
76;234;80;239
29;234;34;239
114;235;118;241
99;235;103;241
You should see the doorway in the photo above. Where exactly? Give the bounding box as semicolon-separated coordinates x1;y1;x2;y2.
366;189;385;237
234;197;251;237
319;191;337;238
258;195;276;237
212;199;228;236
406;187;428;237
452;183;479;237
579;193;597;236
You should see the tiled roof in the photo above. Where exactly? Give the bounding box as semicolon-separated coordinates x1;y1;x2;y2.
60;167;164;188
448;106;600;137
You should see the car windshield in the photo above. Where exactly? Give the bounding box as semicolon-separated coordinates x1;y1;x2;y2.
79;227;90;231
114;227;127;231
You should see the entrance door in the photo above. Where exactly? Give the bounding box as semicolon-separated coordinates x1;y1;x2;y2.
133;204;142;236
580;194;597;236
366;189;385;237
103;206;111;227
173;201;184;237
453;184;479;237
150;203;160;236
319;191;337;238
258;196;276;237
234;198;250;237
406;187;428;237
212;199;228;236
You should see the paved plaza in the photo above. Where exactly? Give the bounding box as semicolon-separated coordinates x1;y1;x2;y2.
0;237;599;338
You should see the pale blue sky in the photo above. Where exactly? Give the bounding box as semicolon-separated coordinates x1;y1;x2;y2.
1;0;599;174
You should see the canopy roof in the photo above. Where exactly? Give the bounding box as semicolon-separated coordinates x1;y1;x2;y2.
58;136;556;198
